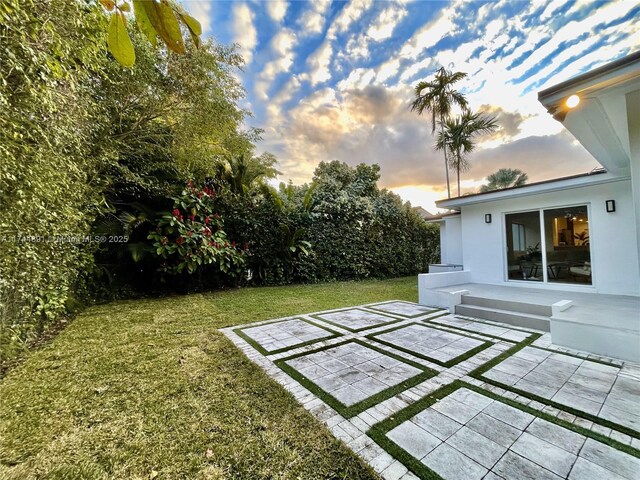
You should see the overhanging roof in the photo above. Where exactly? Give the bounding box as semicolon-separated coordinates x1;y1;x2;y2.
537;50;640;175
435;169;624;209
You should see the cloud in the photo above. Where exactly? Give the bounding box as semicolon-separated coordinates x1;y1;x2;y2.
399;3;458;59
266;1;288;23
477;104;530;141
183;1;213;35
366;3;407;41
469;131;599;185
251;0;638;209
255;29;297;100
327;0;374;40
231;3;257;64
306;40;334;86
337;2;407;62
298;0;332;36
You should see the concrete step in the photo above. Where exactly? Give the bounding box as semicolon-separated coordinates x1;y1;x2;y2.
455;304;550;332
461;295;552;317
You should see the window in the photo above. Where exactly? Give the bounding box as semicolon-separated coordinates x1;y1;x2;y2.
512;223;526;251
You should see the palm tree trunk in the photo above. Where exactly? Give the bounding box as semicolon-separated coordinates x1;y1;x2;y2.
440;116;451;198
457;148;461;196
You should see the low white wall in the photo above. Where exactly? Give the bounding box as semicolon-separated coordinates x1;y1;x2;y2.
418;271;471;309
459;178;640;296
551;318;640;363
441;216;463;265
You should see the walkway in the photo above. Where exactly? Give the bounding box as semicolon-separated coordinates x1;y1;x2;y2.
221;301;640;480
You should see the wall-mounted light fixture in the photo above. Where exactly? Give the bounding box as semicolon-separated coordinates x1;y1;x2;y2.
606;200;616;213
566;94;580;109
485;214;492;223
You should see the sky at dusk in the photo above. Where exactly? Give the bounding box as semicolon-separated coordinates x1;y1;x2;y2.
183;0;640;212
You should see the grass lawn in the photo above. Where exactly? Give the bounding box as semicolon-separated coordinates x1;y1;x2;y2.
0;277;419;479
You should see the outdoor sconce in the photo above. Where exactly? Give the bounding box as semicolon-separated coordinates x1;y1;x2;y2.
566;94;580;109
485;214;492;223
606;200;616;213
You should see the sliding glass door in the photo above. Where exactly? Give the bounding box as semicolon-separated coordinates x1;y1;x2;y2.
505;205;592;285
505;211;543;281
543;206;591;285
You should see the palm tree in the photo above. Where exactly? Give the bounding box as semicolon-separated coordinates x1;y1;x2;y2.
411;67;468;198
216;153;280;195
436;110;498;196
480;168;529;193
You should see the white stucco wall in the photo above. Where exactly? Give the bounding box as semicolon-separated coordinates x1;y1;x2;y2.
440;216;463;265
458;178;639;296
627;89;640;290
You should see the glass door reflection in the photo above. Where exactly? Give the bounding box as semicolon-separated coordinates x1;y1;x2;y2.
543;206;591;285
505;211;543;281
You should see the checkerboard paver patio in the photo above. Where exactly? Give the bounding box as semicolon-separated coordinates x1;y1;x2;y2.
220;302;640;480
382;387;640;480
433;315;533;342
483;346;640;431
314;308;401;331
370;323;490;364
283;342;424;407
235;318;337;354
368;301;438;318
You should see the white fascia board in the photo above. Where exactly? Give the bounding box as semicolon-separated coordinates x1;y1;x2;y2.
435;173;627;209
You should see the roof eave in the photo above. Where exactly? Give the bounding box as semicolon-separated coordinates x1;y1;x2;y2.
435;172;624;209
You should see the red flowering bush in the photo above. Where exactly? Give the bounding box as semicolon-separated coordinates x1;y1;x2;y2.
148;181;247;275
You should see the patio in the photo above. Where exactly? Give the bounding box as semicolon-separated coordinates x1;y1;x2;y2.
221;301;640;480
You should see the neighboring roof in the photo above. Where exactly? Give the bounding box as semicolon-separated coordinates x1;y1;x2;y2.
435;168;624;209
424;211;461;222
413;206;438;220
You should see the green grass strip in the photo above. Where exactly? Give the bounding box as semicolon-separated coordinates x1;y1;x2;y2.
233;317;342;356
425;316;535;342
366;301;442;319
420;311;453;323
462;381;640;458
275;339;437;419
368;379;639;480
310;307;405;333
366;322;495;368
467;335;640;439
527;345;620;367
451;315;538;334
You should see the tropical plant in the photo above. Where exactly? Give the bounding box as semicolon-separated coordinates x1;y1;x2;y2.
147;182;246;275
480;168;529;192
411;67;468;198
99;0;202;67
574;231;590;246
1;0;109;361
215;152;280;196
436;109;498;196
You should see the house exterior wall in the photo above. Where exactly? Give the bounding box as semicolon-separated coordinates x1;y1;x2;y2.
440;216;463;265
458;178;639;296
626;89;640;288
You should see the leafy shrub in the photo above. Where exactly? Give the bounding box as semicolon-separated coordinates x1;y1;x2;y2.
148;182;246;275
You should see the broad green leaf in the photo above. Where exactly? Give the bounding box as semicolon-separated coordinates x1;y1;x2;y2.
118;2;131;12
141;0;185;54
179;12;202;48
132;0;157;47
100;0;115;11
107;13;135;67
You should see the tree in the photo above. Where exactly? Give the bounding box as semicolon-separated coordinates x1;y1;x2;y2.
411;67;468;199
480;168;529;192
99;0;203;67
436;110;498;196
215;152;280;196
